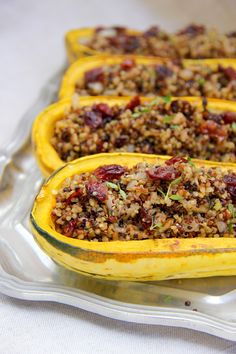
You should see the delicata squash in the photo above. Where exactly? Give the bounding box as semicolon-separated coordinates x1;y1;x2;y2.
65;25;236;63
59;55;236;100
30;152;236;280
32;96;236;176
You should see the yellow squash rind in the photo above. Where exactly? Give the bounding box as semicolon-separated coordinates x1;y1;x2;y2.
31;152;236;281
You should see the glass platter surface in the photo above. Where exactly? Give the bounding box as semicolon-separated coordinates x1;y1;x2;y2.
0;69;236;341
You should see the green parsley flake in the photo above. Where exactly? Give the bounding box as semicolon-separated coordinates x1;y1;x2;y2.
232;122;236;131
169;194;183;201
106;182;119;191
163;115;174;123
162;95;172;103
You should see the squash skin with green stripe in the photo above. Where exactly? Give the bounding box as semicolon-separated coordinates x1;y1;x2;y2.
30;152;236;281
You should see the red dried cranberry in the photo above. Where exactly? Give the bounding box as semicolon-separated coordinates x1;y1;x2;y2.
178;24;205;37
227;186;236;202
143;26;160;37
122;35;140;52
66;189;84;205
219;66;236;81
199;120;227;139
203;112;223;124
85;67;104;84
223;112;236;124
113;26;126;34
120;58;136;70
107;215;117;223
86;181;108;202
84;111;103;129
94;164;126;181
147;165;181;181
140;208;152;229
170;100;194;118
156;65;173;78
126;96;141;111
93;103;113;117
165;156;188;165
223;174;236;186
63;219;78;237
115;135;129;148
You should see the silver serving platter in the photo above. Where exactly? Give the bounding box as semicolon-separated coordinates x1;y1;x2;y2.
1;69;236;341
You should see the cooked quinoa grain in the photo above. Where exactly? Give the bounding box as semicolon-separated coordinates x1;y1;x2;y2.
76;59;236;100
83;25;236;59
51;98;236;163
52;157;236;241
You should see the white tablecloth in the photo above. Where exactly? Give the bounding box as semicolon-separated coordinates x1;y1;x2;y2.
1;0;236;352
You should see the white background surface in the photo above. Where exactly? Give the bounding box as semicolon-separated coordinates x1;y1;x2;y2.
1;0;236;352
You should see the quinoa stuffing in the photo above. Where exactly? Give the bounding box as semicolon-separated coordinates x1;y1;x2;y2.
82;25;236;59
51;97;236;163
52;157;236;241
76;59;236;100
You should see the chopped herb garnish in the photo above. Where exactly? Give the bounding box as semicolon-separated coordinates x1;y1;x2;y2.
169;194;183;201
165;177;182;201
150;221;163;231
119;189;127;200
214;200;222;211
232;122;236;131
228;203;236;218
157;188;166;199
198;77;206;86
106;182;119;191
106;182;127;200
132;112;141;118
170;124;179;130
162;95;172;103
170;176;182;186
228;222;233;233
163;115;174;123
187;156;196;168
149;97;161;106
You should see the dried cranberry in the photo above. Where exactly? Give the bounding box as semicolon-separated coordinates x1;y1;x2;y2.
85;67;104;84
219;66;236;81
86;180;108;202
143;26;160;37
84;110;103;129
93;103;113;117
63;219;78;237
122;35;140;52
66;189;84;205
223;174;236;186
61;130;70;142
126;96;141;111
156;65;173;78
203;112;223;124
113;26;126;34
94;164;126;181
199;120;227;139
147;165;181;181
139;208;152;229
115;135;129;148
165;156;188;165
227;186;236;202
108;215;117;223
223;112;236;124
170;100;194;118
120;58;136;70
178;24;205;37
